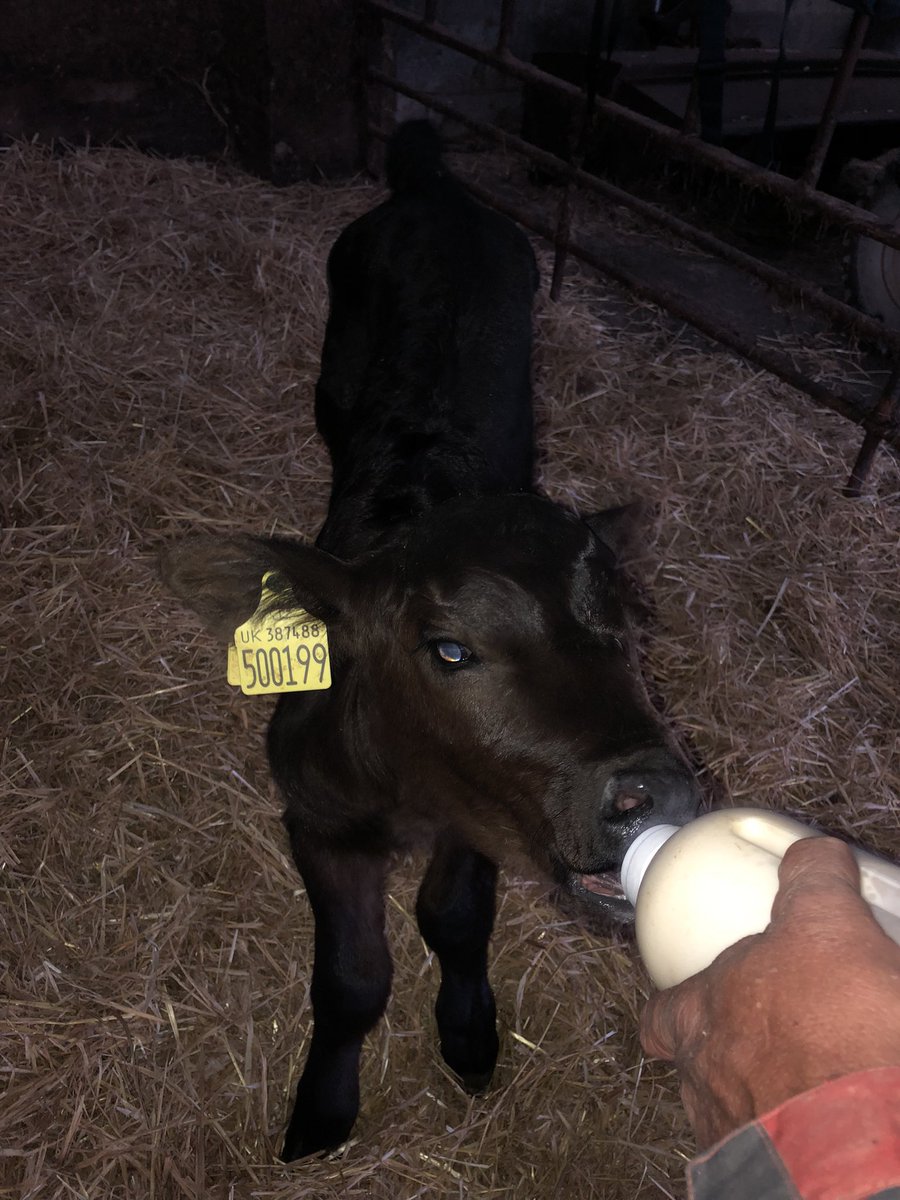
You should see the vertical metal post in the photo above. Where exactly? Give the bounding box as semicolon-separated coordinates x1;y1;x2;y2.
695;0;728;146
550;185;573;300
356;0;372;175
844;365;900;496
549;0;609;302
681;72;700;136
800;8;870;189
496;0;516;54
360;1;393;177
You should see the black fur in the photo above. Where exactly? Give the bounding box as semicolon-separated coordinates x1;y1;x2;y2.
160;120;699;1162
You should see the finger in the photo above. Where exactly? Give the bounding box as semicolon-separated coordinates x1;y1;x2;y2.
677;1078;703;1140
639;932;763;1059
771;837;864;925
680;1080;721;1151
640;994;676;1060
640;983;702;1061
689;1098;727;1152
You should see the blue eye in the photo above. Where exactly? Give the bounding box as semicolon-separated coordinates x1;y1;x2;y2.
432;640;473;667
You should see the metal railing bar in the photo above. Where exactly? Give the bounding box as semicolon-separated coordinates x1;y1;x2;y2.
365;0;900;251
844;365;900;494
368;68;900;351
800;9;871;189
458;176;900;453
368;121;896;450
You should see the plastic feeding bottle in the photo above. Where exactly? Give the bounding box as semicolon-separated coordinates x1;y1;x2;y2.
620;808;900;989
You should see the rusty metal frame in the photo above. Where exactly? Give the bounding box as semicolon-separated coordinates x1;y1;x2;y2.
361;0;900;489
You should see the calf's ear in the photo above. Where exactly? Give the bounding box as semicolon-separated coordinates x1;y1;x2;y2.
584;500;650;564
158;534;352;642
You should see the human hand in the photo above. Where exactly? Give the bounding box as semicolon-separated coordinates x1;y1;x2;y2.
640;837;900;1148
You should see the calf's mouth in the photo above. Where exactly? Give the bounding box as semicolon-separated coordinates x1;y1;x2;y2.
577;869;626;899
568;869;632;921
559;750;699;918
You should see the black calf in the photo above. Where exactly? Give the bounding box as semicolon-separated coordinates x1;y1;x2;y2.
160;121;699;1161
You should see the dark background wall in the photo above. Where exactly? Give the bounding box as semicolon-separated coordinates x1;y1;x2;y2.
0;0;360;181
0;0;875;183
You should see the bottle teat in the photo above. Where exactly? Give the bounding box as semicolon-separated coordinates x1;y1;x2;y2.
621;824;680;906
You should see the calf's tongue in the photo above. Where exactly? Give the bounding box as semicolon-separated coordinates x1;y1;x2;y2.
579;871;625;899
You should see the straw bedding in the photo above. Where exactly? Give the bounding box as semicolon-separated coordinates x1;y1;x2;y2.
1;143;898;1200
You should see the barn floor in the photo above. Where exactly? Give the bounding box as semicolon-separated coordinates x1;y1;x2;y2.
1;144;898;1200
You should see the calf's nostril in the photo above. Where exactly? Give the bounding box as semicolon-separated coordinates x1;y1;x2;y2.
601;757;698;825
614;788;649;813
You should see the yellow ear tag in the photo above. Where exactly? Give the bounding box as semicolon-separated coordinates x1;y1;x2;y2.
228;571;331;696
226;644;241;686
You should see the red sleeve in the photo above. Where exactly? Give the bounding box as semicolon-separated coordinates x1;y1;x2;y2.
688;1067;900;1200
759;1066;900;1199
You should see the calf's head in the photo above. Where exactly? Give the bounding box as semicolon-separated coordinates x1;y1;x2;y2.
160;494;698;921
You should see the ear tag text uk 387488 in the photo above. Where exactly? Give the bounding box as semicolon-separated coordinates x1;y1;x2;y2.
228;571;331;695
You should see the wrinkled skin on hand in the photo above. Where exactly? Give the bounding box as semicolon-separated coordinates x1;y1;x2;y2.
640;837;900;1149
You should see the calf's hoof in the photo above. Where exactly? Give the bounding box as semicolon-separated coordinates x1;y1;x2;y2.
280;1111;355;1163
457;1065;495;1095
439;1022;499;1096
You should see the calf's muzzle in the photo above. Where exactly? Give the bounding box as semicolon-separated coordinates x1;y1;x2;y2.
601;746;699;832
567;747;700;920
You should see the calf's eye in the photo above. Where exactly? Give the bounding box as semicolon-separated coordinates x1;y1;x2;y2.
432;640;473;667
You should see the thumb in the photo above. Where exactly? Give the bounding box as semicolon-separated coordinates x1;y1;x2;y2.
640;982;704;1061
771;836;863;925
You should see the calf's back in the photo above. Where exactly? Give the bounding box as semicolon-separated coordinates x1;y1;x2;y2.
315;120;539;557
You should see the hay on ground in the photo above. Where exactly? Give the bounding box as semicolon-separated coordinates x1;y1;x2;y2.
1;143;898;1200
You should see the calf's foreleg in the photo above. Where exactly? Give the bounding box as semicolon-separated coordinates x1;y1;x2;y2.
416;835;499;1091
281;824;392;1161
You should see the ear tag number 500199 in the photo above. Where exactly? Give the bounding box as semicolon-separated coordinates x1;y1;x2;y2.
227;571;331;695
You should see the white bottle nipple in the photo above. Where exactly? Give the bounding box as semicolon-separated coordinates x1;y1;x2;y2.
621;824;680;907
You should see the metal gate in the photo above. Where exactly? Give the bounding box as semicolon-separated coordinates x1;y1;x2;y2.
359;0;900;494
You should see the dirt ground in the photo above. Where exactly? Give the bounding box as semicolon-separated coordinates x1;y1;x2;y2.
1;143;898;1200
